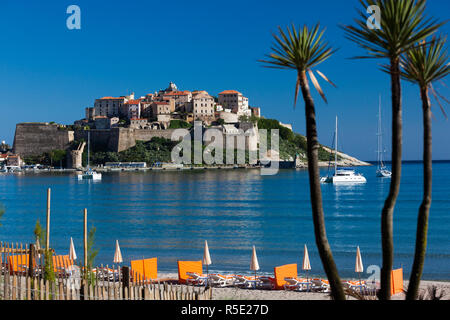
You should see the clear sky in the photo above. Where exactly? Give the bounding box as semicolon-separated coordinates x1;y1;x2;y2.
0;0;449;160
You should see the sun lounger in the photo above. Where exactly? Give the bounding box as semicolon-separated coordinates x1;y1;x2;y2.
208;274;236;287
233;275;257;288
93;267;119;281
311;278;330;292
258;276;276;290
7;254;32;274
284;277;310;291
232;275;274;289
52;255;74;275
186;272;208;286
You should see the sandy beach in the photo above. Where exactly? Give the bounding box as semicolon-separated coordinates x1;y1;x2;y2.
159;273;450;300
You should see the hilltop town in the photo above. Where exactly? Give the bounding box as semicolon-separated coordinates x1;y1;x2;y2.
77;82;262;131
1;82;370;171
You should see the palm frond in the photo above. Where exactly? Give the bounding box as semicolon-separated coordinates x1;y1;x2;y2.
259;23;336;107
342;0;446;60
316;70;337;88
430;85;448;120
308;69;327;103
401;36;450;118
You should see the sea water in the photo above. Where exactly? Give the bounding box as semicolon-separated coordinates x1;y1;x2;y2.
0;162;449;280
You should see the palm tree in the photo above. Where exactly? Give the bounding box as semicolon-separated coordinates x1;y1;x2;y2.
259;24;346;300
342;0;444;299
400;37;449;300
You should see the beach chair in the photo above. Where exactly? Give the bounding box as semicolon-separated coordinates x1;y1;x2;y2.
232;275;274;289
208;274;236;287
284;277;310;291
7;254;32;274
343;280;368;293
274;264;308;290
93;266;117;281
52;255;74;277
177;260;205;285
258;276;276;290
186;272;208;286
232;275;257;288
311;278;330;292
391;268;403;296
131;257;158;282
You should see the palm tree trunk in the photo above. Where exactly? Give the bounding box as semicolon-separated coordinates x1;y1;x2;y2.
379;58;403;300
406;87;432;300
299;70;346;300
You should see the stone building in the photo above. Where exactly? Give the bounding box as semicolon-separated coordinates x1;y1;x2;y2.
150;100;175;118
218;90;251;117
192;91;216;123
162;90;192;112
94;97;127;118
130;118;149;129
95;116;119;129
85;107;95;120
125;99;142;120
6;154;23;167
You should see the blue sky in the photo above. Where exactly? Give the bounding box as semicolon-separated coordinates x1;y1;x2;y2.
0;0;449;160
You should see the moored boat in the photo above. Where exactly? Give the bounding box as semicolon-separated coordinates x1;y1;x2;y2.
320;116;367;184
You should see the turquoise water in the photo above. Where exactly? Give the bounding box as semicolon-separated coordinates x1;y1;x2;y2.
0;162;449;280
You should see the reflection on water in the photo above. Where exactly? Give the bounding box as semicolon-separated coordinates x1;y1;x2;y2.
0;163;449;280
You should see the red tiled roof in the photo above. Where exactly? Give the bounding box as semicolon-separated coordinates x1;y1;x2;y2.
124;99;141;105
219;90;241;95
97;96;124;100
153;101;169;105
164;90;191;96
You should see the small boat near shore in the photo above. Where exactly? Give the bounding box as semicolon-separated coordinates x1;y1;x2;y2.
320;116;367;184
77;131;102;181
77;168;102;180
376;96;392;178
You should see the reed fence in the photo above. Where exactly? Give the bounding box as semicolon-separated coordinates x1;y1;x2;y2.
0;241;212;300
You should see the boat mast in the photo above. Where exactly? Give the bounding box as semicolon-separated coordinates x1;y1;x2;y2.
335;116;338;175
87;130;90;170
377;95;383;169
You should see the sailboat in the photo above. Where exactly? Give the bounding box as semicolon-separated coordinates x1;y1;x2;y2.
320;116;367;184
77;131;102;181
376;96;392;178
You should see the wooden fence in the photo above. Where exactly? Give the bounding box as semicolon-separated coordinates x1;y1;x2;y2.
0;242;212;300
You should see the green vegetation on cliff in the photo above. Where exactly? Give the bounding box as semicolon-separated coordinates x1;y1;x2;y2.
87;118;335;165
256;118;334;161
168;120;192;129
90;138;177;165
23;149;68;167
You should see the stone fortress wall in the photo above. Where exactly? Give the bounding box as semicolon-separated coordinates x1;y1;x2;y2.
13;123;74;157
13;123;181;156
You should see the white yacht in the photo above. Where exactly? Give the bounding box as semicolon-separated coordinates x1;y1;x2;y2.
77;131;102;181
78;168;102;181
376;96;392;178
320;116;367;184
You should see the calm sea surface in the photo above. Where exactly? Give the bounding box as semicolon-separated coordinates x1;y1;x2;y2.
0;162;449;280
